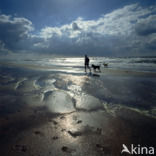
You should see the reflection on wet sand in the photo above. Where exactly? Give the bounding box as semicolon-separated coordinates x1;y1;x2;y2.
0;64;156;156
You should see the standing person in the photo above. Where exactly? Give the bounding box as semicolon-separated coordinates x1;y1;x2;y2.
84;55;91;73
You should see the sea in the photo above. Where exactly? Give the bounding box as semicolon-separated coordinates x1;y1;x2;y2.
1;55;156;73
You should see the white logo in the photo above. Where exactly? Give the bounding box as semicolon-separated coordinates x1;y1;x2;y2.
121;144;155;155
121;144;131;154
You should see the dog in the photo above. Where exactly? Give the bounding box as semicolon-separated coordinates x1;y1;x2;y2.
92;64;101;72
103;63;108;67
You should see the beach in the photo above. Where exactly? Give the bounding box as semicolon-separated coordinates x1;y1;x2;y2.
0;56;156;156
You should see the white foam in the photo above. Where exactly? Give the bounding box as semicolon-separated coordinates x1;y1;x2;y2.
15;78;27;90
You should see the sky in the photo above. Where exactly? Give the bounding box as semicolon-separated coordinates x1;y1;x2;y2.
0;0;156;56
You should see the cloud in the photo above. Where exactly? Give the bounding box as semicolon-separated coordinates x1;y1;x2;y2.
0;14;34;52
135;15;156;36
72;22;81;31
38;3;156;55
0;3;156;56
0;40;10;54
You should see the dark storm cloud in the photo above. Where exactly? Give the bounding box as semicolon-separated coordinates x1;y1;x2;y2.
136;27;156;36
0;14;33;51
135;15;156;36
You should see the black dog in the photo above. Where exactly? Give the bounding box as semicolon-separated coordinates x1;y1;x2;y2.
92;64;101;72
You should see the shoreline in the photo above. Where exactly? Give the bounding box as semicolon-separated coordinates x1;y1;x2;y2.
1;61;156;77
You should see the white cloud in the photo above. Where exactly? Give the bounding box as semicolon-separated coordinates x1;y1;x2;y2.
0;3;156;56
37;3;156;55
40;26;62;39
40;3;155;38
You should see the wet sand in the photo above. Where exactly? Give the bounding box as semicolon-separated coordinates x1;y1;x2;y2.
0;63;156;156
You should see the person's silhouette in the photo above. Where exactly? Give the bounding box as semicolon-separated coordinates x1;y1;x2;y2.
84;55;91;73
